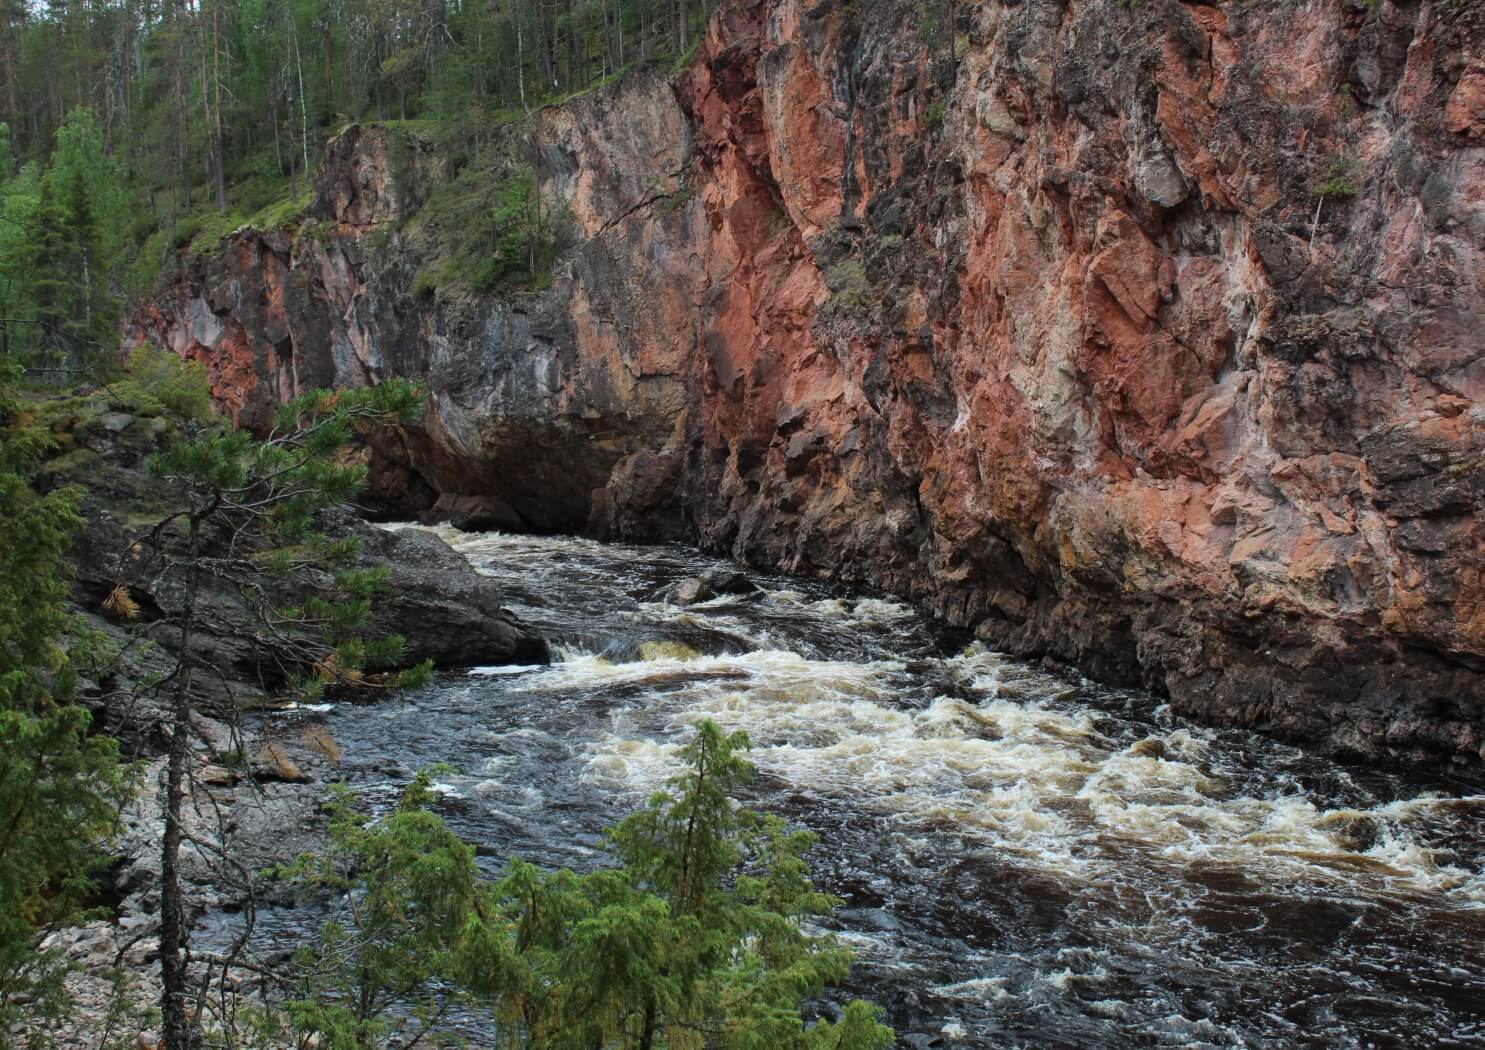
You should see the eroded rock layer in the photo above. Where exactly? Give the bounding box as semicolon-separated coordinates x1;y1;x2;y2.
133;0;1485;770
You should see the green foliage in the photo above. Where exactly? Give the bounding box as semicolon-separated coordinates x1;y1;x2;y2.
925;99;946;132
918;0;954;50
276;721;893;1050
142;375;433;1044
111;344;214;421
0;111;126;378
271;772;477;1048
657;184;695;217
0;357;133;1033
410;263;442;298
415;158;565;296
2;0;721;302
148;378;433;699
1314;154;1360;199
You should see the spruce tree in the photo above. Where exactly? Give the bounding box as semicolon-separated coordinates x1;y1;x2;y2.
277;720;894;1050
0;356;133;1032
12;110;123;376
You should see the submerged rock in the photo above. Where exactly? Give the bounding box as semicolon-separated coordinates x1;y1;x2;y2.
702;568;758;596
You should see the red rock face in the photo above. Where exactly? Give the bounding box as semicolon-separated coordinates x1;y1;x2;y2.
134;0;1485;772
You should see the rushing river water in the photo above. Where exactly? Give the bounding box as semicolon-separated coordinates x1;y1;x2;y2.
256;527;1485;1048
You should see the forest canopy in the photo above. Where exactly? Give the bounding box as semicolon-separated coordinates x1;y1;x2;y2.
0;0;724;373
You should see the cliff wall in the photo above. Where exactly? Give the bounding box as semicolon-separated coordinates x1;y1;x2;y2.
133;0;1485;770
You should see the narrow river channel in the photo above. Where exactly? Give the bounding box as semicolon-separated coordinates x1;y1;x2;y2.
255;526;1485;1048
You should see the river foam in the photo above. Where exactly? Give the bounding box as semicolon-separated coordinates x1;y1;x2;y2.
353;525;1485;1046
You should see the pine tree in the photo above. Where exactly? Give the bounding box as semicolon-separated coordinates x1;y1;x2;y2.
141;377;432;1047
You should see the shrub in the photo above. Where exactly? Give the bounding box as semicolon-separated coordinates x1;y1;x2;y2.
410;262;442;298
824;259;873;322
412;133;571;297
925;99;946;131
171;214;204;248
1314;154;1360;199
114;344;213;420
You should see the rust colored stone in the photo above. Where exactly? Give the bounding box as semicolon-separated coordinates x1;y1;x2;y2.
132;0;1485;773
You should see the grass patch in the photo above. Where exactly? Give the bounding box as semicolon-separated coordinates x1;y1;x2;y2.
657;183;694;216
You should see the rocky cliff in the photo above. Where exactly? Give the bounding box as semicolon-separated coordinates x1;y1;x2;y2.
133;0;1485;771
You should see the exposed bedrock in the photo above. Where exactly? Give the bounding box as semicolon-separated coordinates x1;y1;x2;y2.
133;0;1485;771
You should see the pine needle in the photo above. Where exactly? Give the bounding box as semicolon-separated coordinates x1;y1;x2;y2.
102;584;140;620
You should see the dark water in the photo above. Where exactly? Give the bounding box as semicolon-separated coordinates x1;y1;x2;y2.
247;527;1485;1048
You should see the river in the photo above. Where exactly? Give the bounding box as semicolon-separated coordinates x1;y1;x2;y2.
256;526;1485;1048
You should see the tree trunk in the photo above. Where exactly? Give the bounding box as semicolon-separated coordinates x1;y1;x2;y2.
639;1001;657;1050
287;94;298;200
272;94;284;177
293;20;310;179
159;515;202;1050
374;34;386;120
563;0;576;93
612;0;623;71
175;34;190;216
202;4;225;215
0;1;18;135
540;1;557;91
516;16;527;113
321;6;335;119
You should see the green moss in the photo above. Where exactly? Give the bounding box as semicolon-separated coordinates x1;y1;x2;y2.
364;226;394;253
1445;455;1485;478
410;265;438;298
243;189;311;231
669;39;702;74
925;100;946;132
39;446;102;485
362;118;436;133
124;167;309;294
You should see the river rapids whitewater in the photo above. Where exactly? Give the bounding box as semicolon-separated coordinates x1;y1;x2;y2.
238;526;1485;1048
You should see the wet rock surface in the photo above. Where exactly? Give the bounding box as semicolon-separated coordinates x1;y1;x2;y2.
59;422;548;725
664;567;760;604
134;0;1485;772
